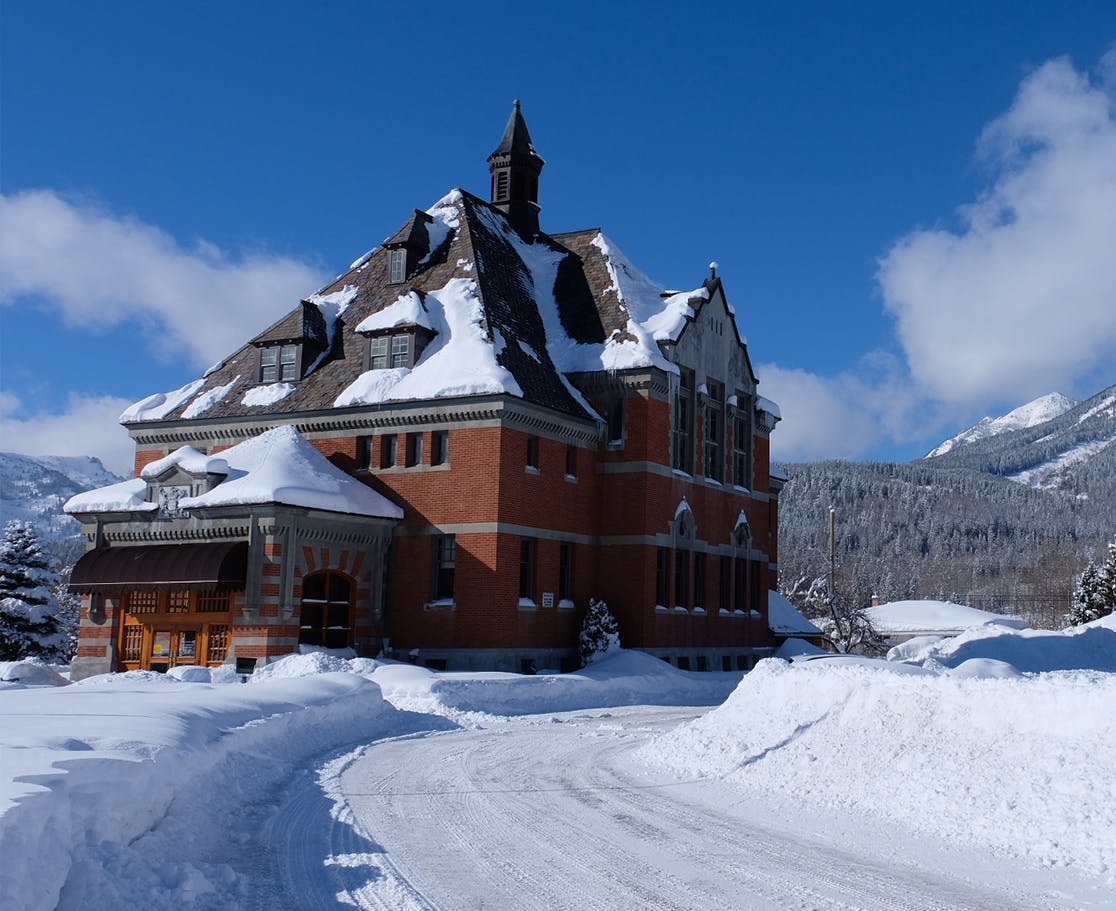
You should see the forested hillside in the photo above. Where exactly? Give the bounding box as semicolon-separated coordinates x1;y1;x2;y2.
778;385;1116;627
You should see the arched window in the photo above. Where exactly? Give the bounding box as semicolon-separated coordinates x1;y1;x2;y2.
673;504;695;609
733;516;751;613
299;571;354;649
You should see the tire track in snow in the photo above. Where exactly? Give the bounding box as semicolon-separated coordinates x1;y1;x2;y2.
329;707;1055;911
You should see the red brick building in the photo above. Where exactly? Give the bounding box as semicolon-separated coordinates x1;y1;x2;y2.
66;102;783;678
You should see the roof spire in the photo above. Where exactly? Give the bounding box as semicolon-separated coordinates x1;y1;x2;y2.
487;99;545;237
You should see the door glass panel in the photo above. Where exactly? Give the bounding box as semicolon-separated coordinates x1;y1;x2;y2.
152;630;171;659
179;630;197;659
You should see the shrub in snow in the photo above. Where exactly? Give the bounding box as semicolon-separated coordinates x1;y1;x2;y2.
0;521;70;661
579;597;620;667
798;575;887;655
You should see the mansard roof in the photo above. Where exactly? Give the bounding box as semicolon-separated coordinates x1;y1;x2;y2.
120;190;758;429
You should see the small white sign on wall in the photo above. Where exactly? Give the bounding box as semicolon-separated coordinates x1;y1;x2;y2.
542;592;555;608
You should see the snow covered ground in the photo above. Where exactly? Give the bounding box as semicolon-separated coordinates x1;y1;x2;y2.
2;621;1114;910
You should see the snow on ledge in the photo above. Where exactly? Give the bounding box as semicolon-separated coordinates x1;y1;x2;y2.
242;383;296;408
120;378;205;423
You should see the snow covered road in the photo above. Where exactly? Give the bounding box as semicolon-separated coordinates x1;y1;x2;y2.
269;705;1093;911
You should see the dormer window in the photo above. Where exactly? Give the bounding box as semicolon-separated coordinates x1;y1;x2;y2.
365;328;432;371
260;344;300;383
389;249;406;284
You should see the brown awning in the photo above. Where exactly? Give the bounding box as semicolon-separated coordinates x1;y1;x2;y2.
69;542;249;594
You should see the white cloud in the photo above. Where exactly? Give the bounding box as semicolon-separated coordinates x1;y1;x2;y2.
878;51;1116;408
0;190;328;369
759;353;935;462
0;394;138;477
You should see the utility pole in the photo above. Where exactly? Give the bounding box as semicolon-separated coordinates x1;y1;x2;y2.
828;506;836;597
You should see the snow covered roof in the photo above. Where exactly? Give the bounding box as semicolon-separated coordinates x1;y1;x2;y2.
120;189;748;427
767;590;823;637
66;427;403;520
139;446;228;479
865;600;1027;635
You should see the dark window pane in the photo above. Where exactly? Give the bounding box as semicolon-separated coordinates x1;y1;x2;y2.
302;575;326;601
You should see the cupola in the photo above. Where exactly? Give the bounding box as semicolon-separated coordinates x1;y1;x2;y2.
487;99;545;237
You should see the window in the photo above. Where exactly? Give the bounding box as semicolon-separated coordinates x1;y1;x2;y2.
519;538;536;600
496;171;509;200
734;557;748;612
433;535;455;601
379;434;397;469
406;432;423;467
671;368;694;472
299;571;353;649
733;393;752;488
431;430;449;466
558;543;573;602
565;444;577;478
751;561;763;618
526;434;539;470
656;548;669;606
674;549;689;609
704;380;724;481
260;344;299;383
370;337;389;370
719;557;731;613
356;436;372;470
197;592;232;613
391;334;410;368
389;248;406;284
607;398;625;443
693;553;706;610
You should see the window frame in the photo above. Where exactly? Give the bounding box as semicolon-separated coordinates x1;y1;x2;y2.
405;432;424;468
703;379;724;481
432;534;456;602
259;343;300;384
298;570;354;649
733;391;753;488
558;542;573;602
431;429;449;466
519;537;536;601
369;336;390;370
379;433;397;469
388;248;407;284
672;368;695;473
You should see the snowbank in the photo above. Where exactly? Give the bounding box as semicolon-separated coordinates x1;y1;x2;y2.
0;672;398;911
893;612;1116;673
368;650;739;719
643;657;1116;881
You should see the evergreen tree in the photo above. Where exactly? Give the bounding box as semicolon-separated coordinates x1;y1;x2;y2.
1065;536;1116;626
0;521;68;661
1099;536;1116;614
1066;562;1106;626
579;597;620;667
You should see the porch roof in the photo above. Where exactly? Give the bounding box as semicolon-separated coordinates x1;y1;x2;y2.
69;542;249;594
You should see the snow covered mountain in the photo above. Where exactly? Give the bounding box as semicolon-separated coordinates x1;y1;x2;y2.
925;384;1116;494
925;393;1077;458
0;453;124;563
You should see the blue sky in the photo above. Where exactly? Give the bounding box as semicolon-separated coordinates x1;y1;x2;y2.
2;1;1115;474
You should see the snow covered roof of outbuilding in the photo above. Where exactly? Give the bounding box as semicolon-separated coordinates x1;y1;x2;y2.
767;590;823;637
119;189;756;429
865;600;1026;635
66;427;403;520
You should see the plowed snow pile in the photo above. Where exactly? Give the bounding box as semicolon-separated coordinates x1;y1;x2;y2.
643;630;1116;882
